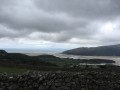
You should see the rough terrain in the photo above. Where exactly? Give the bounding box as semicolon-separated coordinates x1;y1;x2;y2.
0;70;120;90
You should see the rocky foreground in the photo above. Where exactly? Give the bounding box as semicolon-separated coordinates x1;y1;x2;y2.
0;70;120;90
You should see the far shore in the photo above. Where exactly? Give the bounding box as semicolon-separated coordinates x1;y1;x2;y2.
22;53;120;66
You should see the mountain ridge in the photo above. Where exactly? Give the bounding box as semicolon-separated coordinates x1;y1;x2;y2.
62;44;120;56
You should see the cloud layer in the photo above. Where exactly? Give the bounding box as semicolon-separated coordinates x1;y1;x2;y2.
0;0;120;50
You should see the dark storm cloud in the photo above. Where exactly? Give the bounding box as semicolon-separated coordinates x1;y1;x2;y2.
0;0;88;33
34;0;120;19
0;0;120;45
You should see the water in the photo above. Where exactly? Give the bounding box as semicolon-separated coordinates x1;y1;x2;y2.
3;48;63;53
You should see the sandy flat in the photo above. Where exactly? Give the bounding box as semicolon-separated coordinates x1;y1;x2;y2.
23;53;120;66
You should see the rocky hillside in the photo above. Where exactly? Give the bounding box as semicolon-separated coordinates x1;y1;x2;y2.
63;44;120;56
0;70;120;90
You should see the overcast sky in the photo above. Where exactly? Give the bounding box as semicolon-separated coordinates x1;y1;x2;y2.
0;0;120;52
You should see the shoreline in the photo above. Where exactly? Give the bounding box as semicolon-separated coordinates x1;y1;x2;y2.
22;53;120;66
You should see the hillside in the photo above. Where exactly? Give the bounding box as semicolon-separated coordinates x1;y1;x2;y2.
0;50;7;55
0;50;116;71
63;44;120;56
0;50;57;67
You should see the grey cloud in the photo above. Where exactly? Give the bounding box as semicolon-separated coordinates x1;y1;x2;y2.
34;0;120;19
0;24;31;38
0;0;88;33
0;0;120;46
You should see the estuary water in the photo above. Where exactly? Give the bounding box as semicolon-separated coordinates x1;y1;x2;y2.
24;53;120;66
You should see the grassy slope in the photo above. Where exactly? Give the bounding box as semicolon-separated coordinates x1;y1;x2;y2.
0;66;29;73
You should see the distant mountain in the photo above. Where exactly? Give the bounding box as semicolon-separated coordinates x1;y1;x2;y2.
62;44;120;56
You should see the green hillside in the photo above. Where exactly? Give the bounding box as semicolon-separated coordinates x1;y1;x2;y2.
63;44;120;56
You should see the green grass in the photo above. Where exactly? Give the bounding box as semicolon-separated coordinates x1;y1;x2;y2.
49;60;78;67
89;65;99;68
0;66;31;74
0;66;58;74
78;65;99;68
79;65;86;68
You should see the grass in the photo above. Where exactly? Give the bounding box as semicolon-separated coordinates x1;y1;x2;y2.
0;66;31;74
79;65;86;68
90;65;99;68
0;66;59;74
78;65;99;68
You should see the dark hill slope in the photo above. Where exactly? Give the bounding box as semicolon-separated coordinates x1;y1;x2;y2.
0;50;7;55
63;44;120;56
0;50;57;67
